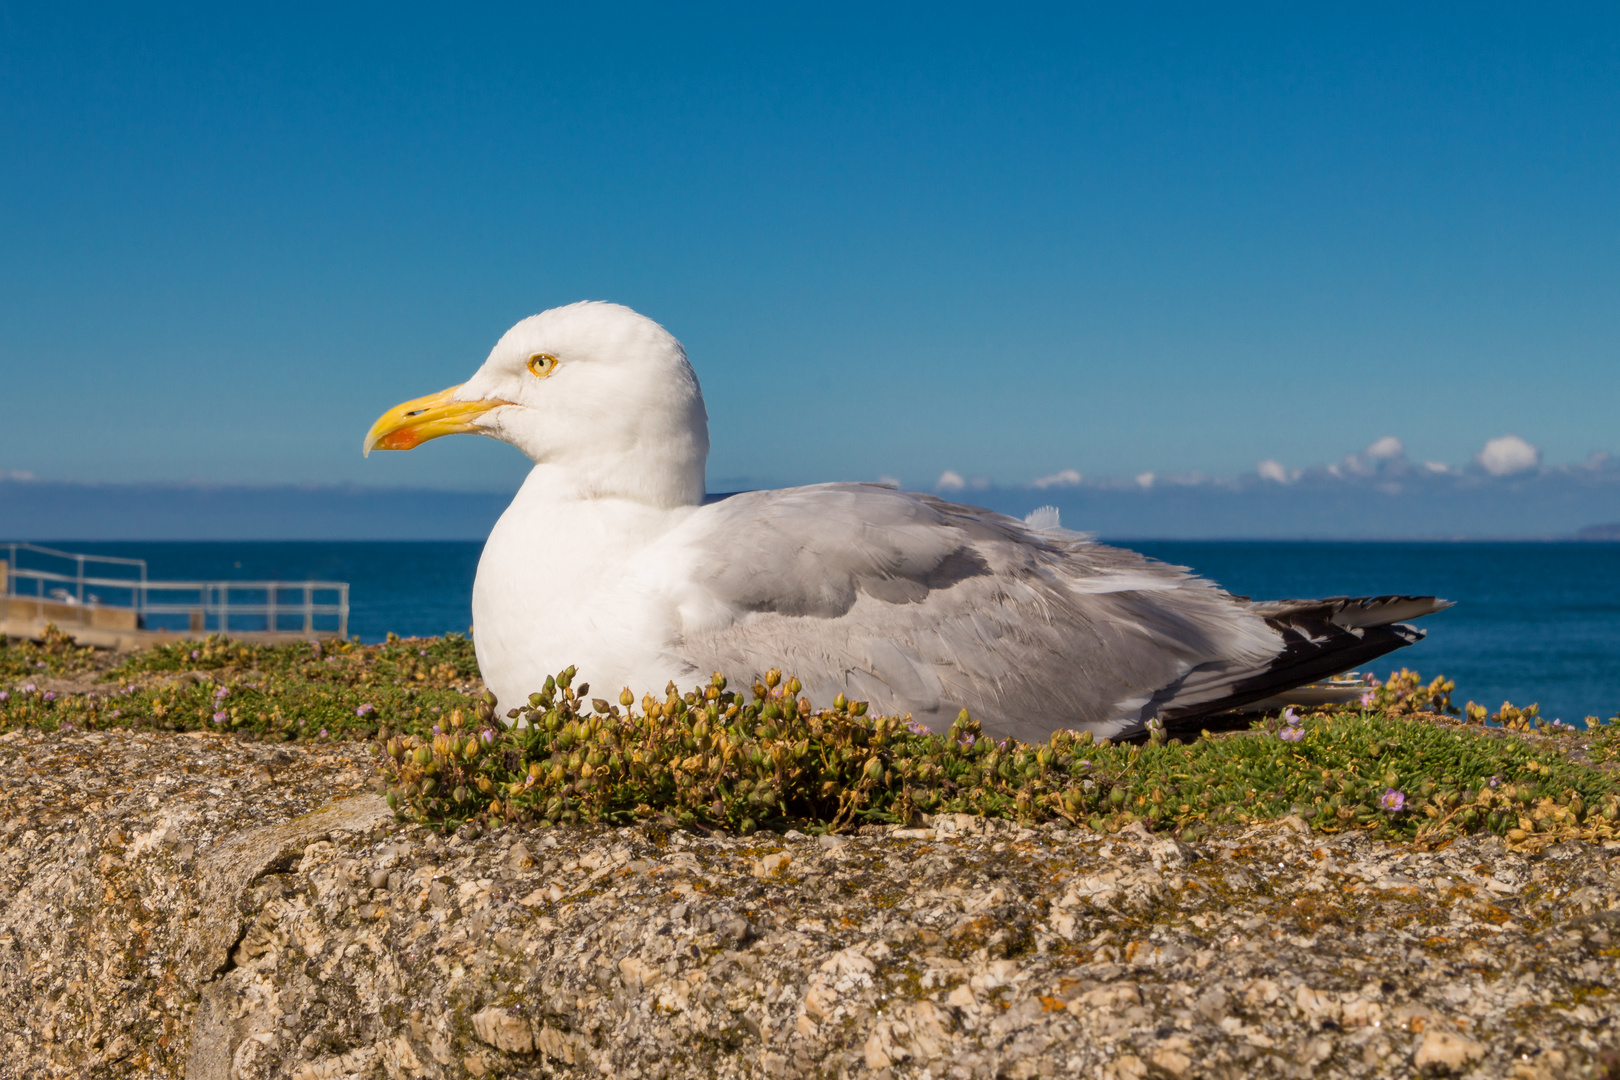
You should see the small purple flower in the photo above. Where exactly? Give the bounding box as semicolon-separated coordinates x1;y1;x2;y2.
418;649;428;657
0;691;8;703
214;686;229;700
480;729;496;745
23;683;36;693
956;733;976;748
905;719;931;736
109;709;121;719
431;724;442;735
1279;725;1305;742
1488;775;1502;788
1378;788;1406;813
60;721;73;731
1358;692;1375;708
190;649;200;660
212;711;228;724
318;728;329;739
1283;707;1301;726
356;703;375;717
42;692;56;702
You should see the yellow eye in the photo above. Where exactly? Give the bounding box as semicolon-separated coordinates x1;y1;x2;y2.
527;353;558;377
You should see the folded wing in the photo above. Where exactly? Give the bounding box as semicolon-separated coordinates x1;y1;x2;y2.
663;483;1447;740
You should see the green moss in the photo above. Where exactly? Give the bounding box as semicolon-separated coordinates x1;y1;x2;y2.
0;628;479;744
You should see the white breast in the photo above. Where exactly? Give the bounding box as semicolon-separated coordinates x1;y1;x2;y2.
471;468;700;710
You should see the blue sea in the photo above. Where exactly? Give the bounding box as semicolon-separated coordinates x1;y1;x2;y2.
21;540;1620;725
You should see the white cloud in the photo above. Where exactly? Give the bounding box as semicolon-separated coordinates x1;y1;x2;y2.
1030;468;1082;489
1;469;35;481
1257;459;1291;484
935;470;966;491
1135;472;1155;490
1423;461;1453;474
1366;436;1404;460
1476;434;1541;477
875;475;901;488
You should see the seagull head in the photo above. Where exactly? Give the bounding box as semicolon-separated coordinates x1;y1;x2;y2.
364;301;709;506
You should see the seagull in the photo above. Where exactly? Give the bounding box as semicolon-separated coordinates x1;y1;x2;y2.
365;302;1448;741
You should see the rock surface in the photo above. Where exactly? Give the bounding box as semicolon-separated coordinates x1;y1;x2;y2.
2;725;1618;1079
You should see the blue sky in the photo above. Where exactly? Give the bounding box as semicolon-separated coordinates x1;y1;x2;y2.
2;3;1617;496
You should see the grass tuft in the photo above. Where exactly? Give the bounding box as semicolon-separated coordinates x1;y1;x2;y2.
5;626;1620;849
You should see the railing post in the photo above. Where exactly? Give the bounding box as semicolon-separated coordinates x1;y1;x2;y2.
303;585;313;636
339;584;349;640
219;584;229;637
267;583;278;634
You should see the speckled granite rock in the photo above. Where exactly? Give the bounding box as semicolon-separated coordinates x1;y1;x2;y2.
2;726;1617;1080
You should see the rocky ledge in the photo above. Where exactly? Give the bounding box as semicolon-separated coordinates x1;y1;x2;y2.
2;725;1618;1080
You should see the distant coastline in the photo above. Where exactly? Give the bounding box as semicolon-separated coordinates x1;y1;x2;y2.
4;473;1620;542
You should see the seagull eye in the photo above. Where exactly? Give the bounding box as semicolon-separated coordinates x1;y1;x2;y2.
527;353;558;378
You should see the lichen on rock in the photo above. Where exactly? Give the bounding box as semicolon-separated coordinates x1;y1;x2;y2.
2;725;1619;1078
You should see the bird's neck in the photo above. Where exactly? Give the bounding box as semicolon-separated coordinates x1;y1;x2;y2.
517;452;704;509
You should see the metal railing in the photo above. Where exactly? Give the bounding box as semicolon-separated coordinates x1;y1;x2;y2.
2;542;349;639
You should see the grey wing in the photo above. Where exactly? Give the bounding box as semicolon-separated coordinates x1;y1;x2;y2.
666;483;1283;740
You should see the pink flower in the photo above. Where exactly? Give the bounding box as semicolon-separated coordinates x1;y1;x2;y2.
1358;692;1375;708
356;703;375;717
1378;788;1406;813
1279;726;1304;742
212;711;228;724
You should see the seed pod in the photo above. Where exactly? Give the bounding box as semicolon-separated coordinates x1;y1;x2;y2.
413;746;433;767
765;668;782;688
864;757;885;781
477;776;494;794
786;676;802;695
453;785;469;804
463;738;480;761
1109;786;1127;808
529;692;544;708
620;687;635;707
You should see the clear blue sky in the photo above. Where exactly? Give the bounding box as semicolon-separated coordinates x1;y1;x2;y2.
2;3;1616;494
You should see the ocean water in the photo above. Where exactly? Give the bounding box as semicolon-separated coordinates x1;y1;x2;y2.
21;539;1620;725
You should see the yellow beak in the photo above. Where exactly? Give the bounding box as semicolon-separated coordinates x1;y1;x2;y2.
363;385;509;456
